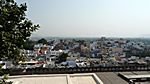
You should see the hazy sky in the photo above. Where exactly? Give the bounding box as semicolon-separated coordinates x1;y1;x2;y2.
16;0;150;38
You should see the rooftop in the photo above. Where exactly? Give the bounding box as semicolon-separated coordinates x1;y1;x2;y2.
96;72;128;84
119;71;150;79
6;71;150;84
119;71;150;84
7;73;103;84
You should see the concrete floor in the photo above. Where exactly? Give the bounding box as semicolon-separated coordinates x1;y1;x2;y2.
96;72;128;84
8;72;150;84
70;76;97;84
7;73;103;84
8;76;68;84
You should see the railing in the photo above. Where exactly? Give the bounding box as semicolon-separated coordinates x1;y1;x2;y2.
2;65;150;76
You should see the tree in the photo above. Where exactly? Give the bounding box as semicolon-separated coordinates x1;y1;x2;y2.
0;0;40;62
0;65;12;84
23;39;37;50
0;74;13;84
58;53;68;63
37;38;48;44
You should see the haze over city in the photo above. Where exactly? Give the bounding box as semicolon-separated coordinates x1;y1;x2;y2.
2;0;150;84
17;0;150;38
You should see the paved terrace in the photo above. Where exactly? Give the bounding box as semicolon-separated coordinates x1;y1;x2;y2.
96;72;128;84
6;71;150;84
7;73;103;84
118;71;150;84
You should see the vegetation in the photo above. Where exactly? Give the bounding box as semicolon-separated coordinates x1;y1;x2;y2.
126;50;150;58
23;39;37;50
0;65;12;84
0;0;40;62
58;53;68;63
0;74;12;84
37;38;48;44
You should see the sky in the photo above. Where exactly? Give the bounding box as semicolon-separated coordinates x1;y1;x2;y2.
16;0;150;38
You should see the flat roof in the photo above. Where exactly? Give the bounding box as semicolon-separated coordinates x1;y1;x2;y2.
8;76;67;84
119;71;150;79
120;71;150;75
96;72;128;84
125;74;150;79
70;75;97;84
7;73;103;84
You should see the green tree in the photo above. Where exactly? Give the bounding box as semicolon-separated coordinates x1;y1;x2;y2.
58;53;68;63
23;39;37;50
37;38;48;44
0;0;40;62
0;65;12;84
0;74;13;84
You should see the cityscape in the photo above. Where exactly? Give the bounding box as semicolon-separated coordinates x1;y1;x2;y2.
1;0;150;84
16;37;150;69
1;37;150;84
